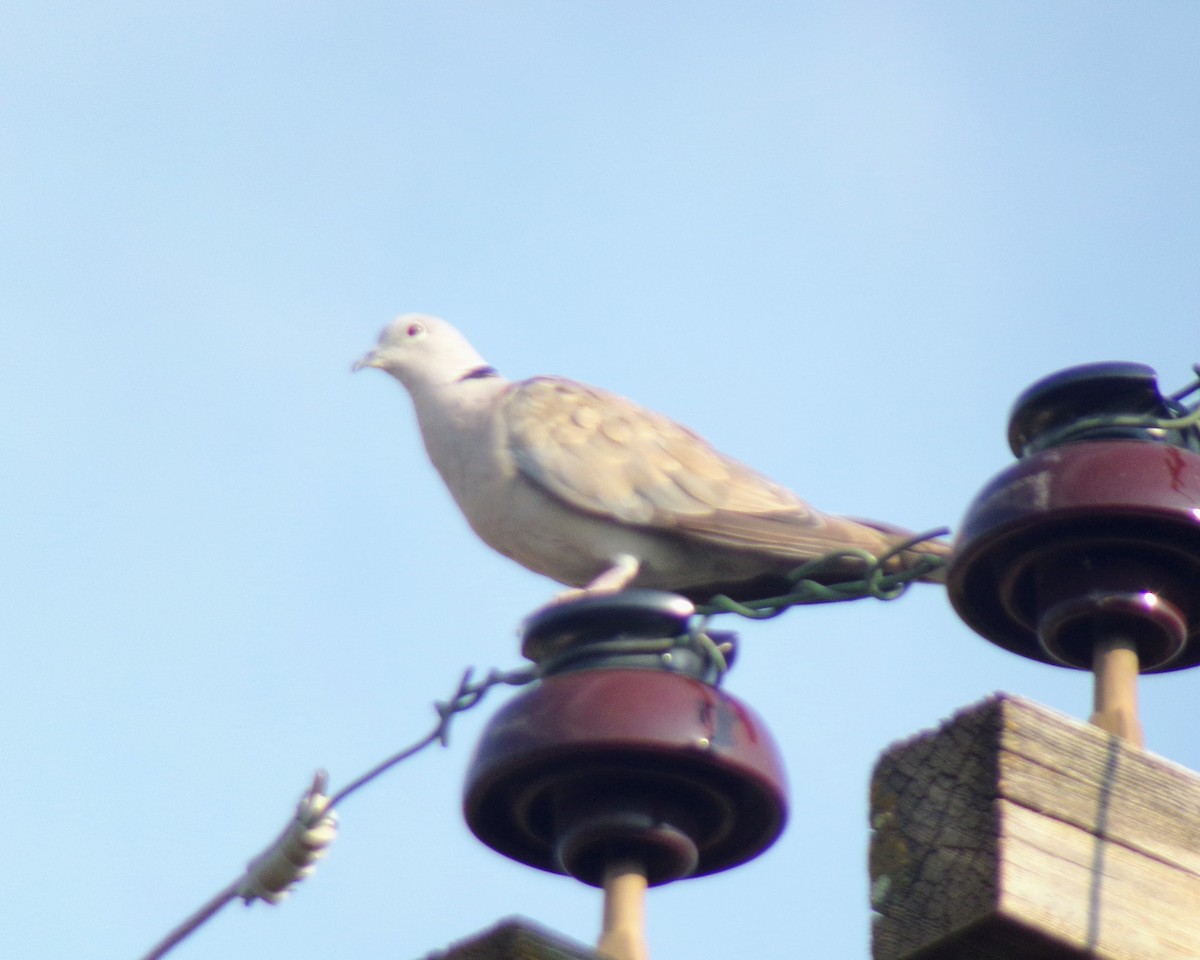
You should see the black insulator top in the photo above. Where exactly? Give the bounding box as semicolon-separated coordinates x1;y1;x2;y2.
1007;361;1172;457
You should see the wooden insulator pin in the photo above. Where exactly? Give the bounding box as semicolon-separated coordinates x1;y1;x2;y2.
1089;634;1144;748
597;858;649;960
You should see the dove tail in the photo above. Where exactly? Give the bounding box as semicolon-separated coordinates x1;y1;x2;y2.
848;517;953;585
884;529;953;584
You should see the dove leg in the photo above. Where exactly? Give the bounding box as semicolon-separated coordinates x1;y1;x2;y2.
551;554;642;603
583;554;642;593
526;556;644;631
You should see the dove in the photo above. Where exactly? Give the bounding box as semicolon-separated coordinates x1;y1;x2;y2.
353;314;950;603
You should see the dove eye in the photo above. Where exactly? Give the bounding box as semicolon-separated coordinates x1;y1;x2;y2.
406;322;426;338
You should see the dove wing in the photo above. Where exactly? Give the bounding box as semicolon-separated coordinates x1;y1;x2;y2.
500;377;885;559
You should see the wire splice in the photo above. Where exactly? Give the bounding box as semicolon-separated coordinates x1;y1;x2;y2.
237;772;339;905
139;665;537;959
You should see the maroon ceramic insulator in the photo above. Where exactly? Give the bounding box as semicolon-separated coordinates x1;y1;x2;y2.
462;593;788;888
948;439;1200;672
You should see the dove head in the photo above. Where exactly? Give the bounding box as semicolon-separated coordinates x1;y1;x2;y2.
353;314;496;391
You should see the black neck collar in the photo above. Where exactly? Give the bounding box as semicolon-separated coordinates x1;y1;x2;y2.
458;364;500;382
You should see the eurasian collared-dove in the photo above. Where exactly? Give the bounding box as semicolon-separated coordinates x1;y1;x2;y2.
354;314;949;602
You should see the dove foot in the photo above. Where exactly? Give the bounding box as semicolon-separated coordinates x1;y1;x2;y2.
524;556;645;631
555;554;642;603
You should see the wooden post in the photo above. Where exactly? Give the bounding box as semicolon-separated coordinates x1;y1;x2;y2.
870;694;1200;960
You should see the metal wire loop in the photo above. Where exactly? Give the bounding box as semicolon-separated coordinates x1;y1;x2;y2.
696;528;951;620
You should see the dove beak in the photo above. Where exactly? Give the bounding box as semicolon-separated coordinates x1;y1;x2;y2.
352;350;382;373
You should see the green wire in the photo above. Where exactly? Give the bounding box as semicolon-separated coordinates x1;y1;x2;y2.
696;530;949;619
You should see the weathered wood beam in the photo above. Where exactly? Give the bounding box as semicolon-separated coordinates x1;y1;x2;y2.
430;918;602;960
870;694;1200;960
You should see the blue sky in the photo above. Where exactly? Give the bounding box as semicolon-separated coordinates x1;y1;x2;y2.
4;4;1199;958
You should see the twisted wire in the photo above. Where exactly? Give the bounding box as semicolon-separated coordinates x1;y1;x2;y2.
138;665;537;960
697;528;950;619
